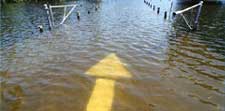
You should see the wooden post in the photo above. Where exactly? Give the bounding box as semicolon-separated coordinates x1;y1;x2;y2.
164;11;167;19
157;7;160;14
77;11;80;20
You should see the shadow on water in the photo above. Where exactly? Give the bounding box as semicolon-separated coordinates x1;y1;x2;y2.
164;30;225;111
172;3;225;56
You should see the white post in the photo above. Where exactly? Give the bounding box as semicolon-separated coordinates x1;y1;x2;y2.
49;5;55;26
63;6;67;19
44;4;52;29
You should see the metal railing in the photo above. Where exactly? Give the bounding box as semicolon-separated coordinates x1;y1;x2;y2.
173;1;203;30
44;3;77;29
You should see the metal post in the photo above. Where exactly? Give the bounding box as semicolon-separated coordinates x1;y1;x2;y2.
63;6;67;19
49;5;55;26
169;1;173;19
194;1;203;29
44;4;52;29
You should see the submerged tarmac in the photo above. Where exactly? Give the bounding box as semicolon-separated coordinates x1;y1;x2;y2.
0;0;225;111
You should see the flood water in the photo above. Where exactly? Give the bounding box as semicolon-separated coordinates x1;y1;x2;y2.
0;0;225;111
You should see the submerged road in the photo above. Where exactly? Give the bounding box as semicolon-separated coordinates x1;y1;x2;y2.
0;0;225;111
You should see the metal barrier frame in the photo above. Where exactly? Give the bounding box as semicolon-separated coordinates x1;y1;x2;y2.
173;1;203;30
44;3;77;29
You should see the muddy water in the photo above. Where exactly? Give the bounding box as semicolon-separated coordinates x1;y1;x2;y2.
0;0;225;111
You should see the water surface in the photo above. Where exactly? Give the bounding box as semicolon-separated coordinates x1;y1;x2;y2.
1;0;225;111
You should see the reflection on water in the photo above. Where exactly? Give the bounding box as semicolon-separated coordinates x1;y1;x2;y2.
0;0;225;111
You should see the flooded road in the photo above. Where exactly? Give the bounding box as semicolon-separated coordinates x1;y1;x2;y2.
1;0;225;111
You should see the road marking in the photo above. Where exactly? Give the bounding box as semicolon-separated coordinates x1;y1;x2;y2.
86;53;132;111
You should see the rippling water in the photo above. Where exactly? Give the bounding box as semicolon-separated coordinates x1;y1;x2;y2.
1;0;225;111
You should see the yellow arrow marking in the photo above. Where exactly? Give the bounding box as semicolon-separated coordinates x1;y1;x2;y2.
85;53;132;111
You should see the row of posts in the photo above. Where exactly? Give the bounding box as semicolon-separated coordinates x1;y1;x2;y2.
144;0;173;20
76;5;100;20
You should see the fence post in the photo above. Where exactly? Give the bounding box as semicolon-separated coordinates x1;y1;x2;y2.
164;11;167;19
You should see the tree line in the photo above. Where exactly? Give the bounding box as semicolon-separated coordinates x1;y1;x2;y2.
1;0;65;4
